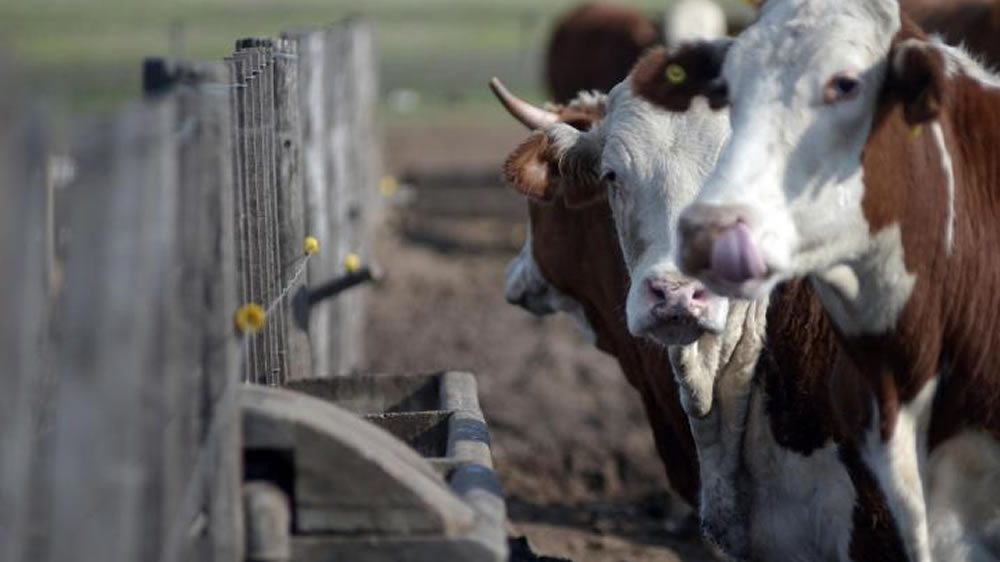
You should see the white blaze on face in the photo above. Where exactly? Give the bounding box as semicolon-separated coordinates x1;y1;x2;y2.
597;82;731;344
690;0;902;299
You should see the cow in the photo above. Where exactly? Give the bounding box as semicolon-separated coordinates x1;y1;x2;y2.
493;60;906;560
545;2;659;103
544;1;727;103
500;88;701;536
641;0;1000;559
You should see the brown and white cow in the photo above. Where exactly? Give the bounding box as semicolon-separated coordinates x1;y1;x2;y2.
494;62;906;559
500;90;702;535
642;0;1000;559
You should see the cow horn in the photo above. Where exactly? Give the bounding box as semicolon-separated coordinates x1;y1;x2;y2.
489;77;559;130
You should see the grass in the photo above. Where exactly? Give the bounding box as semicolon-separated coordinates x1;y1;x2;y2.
0;0;753;116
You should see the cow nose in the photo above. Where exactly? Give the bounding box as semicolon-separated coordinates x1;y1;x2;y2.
678;204;768;284
645;277;709;321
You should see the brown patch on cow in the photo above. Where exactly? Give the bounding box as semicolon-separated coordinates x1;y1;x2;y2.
545;2;658;103
503;133;559;203
887;39;946;124
854;12;1000;450
840;444;910;562
759;279;861;452
631;44;730;113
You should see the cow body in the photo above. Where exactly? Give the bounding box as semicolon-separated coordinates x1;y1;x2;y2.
545;3;658;103
649;1;1000;559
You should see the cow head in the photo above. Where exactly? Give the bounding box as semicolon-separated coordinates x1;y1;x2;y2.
493;60;732;347
640;0;944;321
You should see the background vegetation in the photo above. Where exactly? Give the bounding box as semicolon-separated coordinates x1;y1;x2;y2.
1;0;752;119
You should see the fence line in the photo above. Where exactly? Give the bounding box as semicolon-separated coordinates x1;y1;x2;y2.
1;19;380;562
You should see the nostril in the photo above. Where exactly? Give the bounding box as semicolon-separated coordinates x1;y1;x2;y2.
647;280;667;303
692;288;709;302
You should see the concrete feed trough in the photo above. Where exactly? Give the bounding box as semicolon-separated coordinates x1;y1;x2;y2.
243;371;506;561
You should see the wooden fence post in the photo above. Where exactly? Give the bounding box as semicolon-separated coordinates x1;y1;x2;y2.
272;37;313;380
286;27;333;376
287;20;380;377
45;99;180;562
0;73;52;562
153;60;243;562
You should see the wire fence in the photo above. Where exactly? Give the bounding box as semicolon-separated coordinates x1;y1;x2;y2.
0;18;380;562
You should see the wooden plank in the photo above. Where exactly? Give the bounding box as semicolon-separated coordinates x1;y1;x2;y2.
287;21;380;377
149;61;243;562
272;37;313;380
47;98;178;562
287;29;333;376
323;20;381;375
192;68;245;562
0;87;52;562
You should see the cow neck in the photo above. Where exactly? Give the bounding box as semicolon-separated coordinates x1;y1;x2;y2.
527;198;699;503
668;297;766;422
756;279;864;453
852;39;1000;445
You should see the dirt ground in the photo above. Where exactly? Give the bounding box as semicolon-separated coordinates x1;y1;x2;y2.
361;118;714;561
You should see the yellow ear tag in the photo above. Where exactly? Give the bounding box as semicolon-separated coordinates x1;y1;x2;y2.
665;63;687;85
235;303;266;334
304;236;320;256
909;124;922;141
343;253;361;274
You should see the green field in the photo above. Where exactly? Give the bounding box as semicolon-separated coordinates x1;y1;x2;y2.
0;0;752;117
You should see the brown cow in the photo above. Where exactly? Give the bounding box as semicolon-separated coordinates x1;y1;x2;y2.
645;1;1000;559
545;2;659;103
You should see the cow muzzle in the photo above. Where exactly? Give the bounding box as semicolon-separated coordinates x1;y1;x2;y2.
678;202;771;298
631;274;724;346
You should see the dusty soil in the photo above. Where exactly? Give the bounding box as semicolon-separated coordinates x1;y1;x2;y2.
362;118;714;561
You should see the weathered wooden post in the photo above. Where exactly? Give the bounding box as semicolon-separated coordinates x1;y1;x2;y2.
271;37;313;380
0;64;53;562
285;20;380;377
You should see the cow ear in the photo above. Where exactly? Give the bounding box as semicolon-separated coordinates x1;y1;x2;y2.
631;42;732;112
503;132;560;202
550;124;606;208
888;39;945;124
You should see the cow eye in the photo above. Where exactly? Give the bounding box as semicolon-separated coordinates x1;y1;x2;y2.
823;72;861;104
601;169;617;185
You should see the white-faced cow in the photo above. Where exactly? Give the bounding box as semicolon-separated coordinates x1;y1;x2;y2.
494;52;906;559
499;89;701;535
645;0;1000;559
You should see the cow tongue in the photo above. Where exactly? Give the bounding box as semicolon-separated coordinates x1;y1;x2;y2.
710;222;767;283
